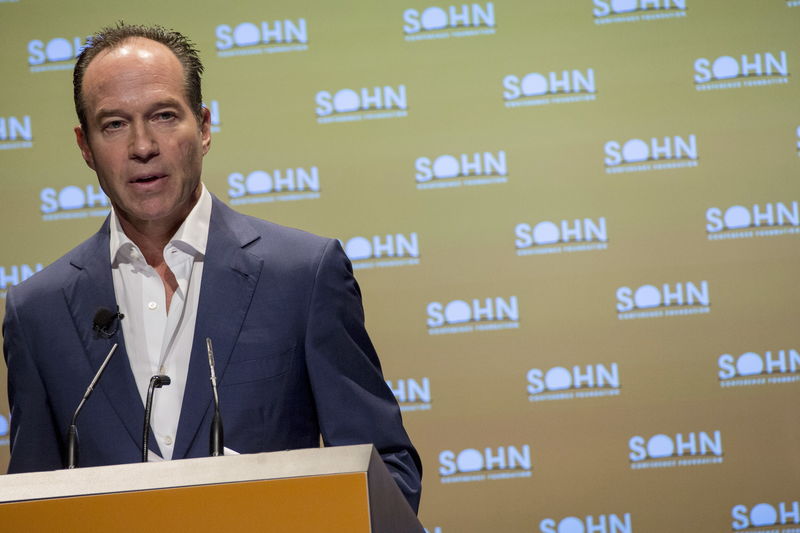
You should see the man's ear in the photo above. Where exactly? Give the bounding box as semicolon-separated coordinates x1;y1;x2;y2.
74;125;96;170
200;107;211;156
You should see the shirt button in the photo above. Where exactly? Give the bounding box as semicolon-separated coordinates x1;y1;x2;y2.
164;436;173;446
147;301;157;310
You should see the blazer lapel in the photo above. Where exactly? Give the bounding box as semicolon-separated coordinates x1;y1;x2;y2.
173;197;263;459
62;220;155;457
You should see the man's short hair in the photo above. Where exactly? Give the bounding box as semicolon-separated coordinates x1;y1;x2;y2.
73;22;204;132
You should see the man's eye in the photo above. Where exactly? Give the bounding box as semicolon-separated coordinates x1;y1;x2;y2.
156;112;176;121
105;120;124;130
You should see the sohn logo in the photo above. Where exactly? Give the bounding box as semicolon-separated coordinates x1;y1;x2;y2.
403;2;496;41
215;19;308;56
695;51;789;91
0;115;32;150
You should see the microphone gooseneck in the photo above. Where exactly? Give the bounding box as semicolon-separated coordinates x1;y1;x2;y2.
66;342;119;469
206;337;224;457
142;374;171;463
65;306;124;469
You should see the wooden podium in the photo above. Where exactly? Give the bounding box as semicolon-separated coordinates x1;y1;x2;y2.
0;444;423;532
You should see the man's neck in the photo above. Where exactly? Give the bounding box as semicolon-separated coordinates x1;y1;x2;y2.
114;209;192;311
113;186;202;267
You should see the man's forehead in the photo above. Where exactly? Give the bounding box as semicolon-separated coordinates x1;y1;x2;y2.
80;37;186;109
85;37;181;79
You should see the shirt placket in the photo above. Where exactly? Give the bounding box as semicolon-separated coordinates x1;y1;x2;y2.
151;244;194;460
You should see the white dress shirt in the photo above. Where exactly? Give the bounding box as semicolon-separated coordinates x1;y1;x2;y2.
109;185;211;460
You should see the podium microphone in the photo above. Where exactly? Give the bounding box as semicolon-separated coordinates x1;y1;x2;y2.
206;338;224;456
65;342;119;469
142;375;170;462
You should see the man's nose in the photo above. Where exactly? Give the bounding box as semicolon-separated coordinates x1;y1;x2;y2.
129;121;159;162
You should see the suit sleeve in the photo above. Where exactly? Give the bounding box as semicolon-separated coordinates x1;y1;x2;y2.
3;287;64;473
303;238;422;512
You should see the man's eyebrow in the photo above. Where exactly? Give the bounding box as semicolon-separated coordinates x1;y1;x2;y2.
93;108;128;121
146;98;184;111
93;99;185;121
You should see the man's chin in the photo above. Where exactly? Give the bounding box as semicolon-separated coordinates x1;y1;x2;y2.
113;188;200;230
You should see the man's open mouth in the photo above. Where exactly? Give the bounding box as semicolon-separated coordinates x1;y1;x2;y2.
131;174;166;183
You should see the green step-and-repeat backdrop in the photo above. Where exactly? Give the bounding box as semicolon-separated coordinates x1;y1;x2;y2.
1;1;799;531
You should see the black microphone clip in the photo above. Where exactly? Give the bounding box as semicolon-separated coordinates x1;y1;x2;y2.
93;306;124;339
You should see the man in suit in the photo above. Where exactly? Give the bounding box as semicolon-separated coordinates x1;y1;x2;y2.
3;23;422;511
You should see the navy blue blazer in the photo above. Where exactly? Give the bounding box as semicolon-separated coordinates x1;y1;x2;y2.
3;196;421;511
